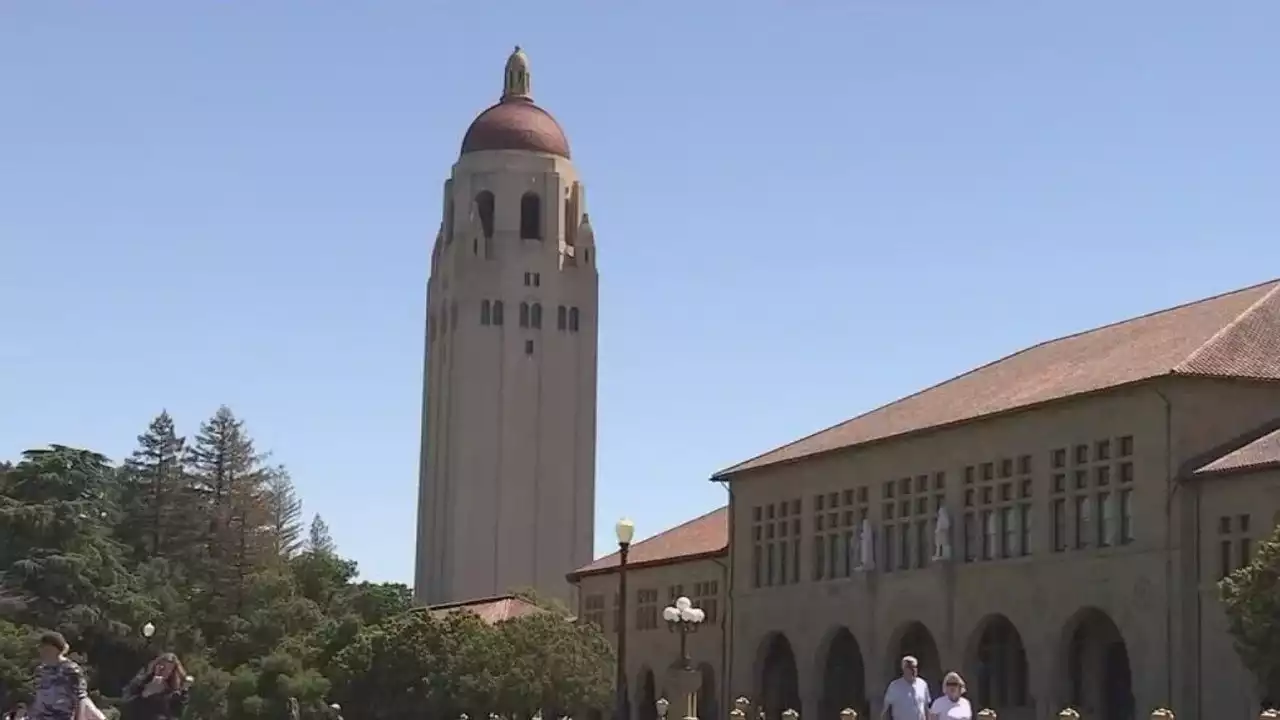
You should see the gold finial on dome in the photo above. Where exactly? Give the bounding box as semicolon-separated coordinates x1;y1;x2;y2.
502;46;532;101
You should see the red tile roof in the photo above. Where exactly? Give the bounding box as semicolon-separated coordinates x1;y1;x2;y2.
1196;427;1280;476
567;507;728;579
427;594;546;624
719;279;1280;478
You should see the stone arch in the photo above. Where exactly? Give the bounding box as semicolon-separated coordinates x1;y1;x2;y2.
1055;607;1133;720
961;614;1030;712
696;663;718;720
637;666;658;720
754;632;801;720
885;621;943;697
817;626;868;720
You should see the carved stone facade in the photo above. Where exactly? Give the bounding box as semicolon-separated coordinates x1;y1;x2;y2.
416;48;598;606
574;280;1280;720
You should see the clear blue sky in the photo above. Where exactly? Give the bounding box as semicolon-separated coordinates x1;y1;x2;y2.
2;1;1278;584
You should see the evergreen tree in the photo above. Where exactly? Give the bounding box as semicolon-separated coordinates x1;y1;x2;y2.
187;406;273;620
0;445;150;638
118;410;193;560
264;467;305;558
306;514;336;555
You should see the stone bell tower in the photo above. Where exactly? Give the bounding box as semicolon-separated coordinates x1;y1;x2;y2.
414;47;599;606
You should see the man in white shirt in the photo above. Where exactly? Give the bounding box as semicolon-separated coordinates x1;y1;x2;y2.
881;655;931;720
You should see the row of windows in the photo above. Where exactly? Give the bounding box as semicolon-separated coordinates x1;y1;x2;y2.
581;582;721;633
751;499;802;588
748;438;1142;588
478;300;584;332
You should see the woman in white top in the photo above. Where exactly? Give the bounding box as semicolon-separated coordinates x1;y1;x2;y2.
928;672;973;720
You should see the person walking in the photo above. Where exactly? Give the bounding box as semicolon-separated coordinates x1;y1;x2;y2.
881;655;931;720
121;654;190;720
28;633;87;720
928;673;972;720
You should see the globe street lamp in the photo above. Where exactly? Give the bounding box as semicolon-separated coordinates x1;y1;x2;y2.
615;518;636;720
662;596;705;671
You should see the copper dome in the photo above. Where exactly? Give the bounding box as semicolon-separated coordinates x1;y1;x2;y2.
460;98;571;158
459;46;570;159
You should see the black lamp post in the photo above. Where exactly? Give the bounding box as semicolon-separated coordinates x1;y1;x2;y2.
615;518;636;720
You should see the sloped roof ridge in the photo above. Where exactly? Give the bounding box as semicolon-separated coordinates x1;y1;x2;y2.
1175;280;1280;373
716;278;1280;478
626;505;726;548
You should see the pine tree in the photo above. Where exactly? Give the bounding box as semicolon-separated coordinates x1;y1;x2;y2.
307;514;336;555
265;467;305;558
118;410;193;560
186;406;273;617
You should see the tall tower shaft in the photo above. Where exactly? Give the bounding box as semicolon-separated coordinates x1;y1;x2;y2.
415;48;598;606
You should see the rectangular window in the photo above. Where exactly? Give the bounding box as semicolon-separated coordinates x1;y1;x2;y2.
829;533;841;578
792;536;802;584
1075;495;1091;549
1119;435;1134;457
492;301;504;325
813;536;826;581
1241;538;1253;565
636;589;659;630
883;526;895;571
766;544;776;586
569;307;580;332
582;594;605;628
1098;492;1114;547
779;539;789;583
981;510;995;560
1000;506;1015;558
752;544;763;588
519;302;530;327
1119;489;1134;544
557;305;567;330
1052;499;1067;552
898;523;910;570
1019;503;1032;556
480;300;491;326
1219;540;1233;579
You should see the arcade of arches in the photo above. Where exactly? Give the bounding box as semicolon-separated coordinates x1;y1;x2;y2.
752;609;1134;720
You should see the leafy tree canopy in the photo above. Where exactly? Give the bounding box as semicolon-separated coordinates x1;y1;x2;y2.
1219;521;1280;701
0;409;612;720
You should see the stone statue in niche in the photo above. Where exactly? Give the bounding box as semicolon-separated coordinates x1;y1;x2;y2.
857;518;875;571
932;506;952;561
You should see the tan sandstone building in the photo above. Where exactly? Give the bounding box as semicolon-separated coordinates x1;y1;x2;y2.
570;279;1280;720
416;48;599;606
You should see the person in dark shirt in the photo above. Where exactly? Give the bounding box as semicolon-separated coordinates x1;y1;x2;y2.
29;633;86;720
4;702;29;720
121;654;189;720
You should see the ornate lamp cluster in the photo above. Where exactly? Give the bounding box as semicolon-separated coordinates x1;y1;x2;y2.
662;596;705;671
